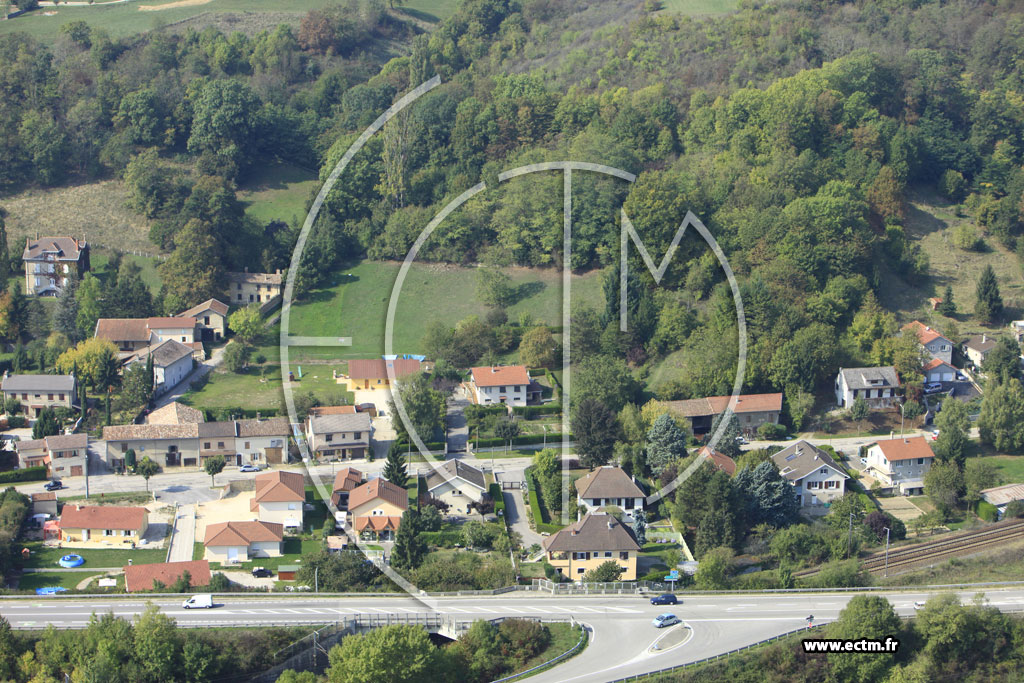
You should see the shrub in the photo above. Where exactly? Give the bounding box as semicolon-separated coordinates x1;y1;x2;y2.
0;466;47;484
952;223;983;251
976;500;999;522
756;423;787;440
420;531;463;548
5;416;26;429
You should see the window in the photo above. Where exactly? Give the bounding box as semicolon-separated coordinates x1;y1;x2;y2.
820;467;828;474
604;551;612;557
500;386;506;392
577;568;585;574
354;432;362;440
918;458;925;465
59;394;64;400
245;441;250;449
20;393;26;400
572;552;589;560
807;481;820;490
47;394;53;401
326;434;333;442
825;481;838;489
121;443;128;452
104;529;114;536
619;552;629;560
181;336;186;342
217;441;224;448
288;503;297;510
204;442;211;449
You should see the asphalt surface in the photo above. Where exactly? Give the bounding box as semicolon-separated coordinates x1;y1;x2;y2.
3;589;1024;681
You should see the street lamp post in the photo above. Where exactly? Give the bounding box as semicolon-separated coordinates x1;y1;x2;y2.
882;526;891;577
315;566;319;593
899;401;906;439
847;512;856;558
542;424;548;449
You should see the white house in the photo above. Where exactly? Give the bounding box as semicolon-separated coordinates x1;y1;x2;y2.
203;521;283;563
923;358;958;383
131;339;194;396
424;460;487;515
902;321;953;364
835;366;900;409
574;466;646;515
865;437;935;495
469;366;542;407
770;440;848;512
250;471;306;530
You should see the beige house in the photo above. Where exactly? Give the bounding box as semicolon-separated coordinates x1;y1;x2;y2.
1;374;76;418
236;417;290;466
339;358;422;393
305;411;371;460
226;269;282;306
425;460;487;515
22;236;89;297
964;334;999;369
178;298;229;341
250;470;306;529
574;466;646;515
198;421;236;465
665;393;783;436
15;439;48;471
42;433;89;478
102;423;201;470
469;365;542;407
771;440;848;512
59;505;148;545
865;437;935;496
204;520;283;563
349;478;408;541
543;512;641;581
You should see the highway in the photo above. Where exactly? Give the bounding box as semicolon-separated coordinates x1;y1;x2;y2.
3;588;1024;681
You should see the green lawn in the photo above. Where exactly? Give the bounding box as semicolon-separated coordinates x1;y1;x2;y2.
91;249;164;295
207;536;323;572
17;571;106;592
20;543;167;570
658;0;740;14
284;260;605;361
180;365;354;415
396;0;460;24
975;455;1024;486
60;492;155;506
237;162;319;227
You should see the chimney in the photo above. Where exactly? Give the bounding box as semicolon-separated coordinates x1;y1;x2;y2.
983;334;987;343
814;454;818;461
256;411;261;422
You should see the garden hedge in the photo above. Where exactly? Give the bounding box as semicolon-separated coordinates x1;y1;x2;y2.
0;466;47;484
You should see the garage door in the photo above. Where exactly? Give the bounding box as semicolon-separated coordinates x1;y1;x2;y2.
942;371;954;381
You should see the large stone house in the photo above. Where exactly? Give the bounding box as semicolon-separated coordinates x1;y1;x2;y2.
771;440;849;512
542;512;641;581
338;358;423;393
204;521;283;563
22;236;89;296
834;366;900;409
178;298;229;341
94;317;204;362
574;466;646;515
902;321;954;364
1;374;77;418
468;365;542;407
348;478;408;541
59;505;148;545
250;470;306;529
865;437;935;495
305;410;371;460
665;393;783;436
425;460;487;515
226;269;282;306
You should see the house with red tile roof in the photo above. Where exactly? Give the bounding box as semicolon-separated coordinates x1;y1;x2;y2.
124;560;211;592
59;505;148;544
331;467;363;509
923;357;958;383
204;521;283;563
666;393;783;436
250;471;306;529
469;365;542;407
902;321;954;363
349;478;408;541
339;358;423;392
865;437;935;495
696;446;737;476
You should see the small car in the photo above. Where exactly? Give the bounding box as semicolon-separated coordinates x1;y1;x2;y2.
251;567;273;578
44;480;63;491
735;435;748;445
650;593;679;606
239;464;260;473
652;613;681;628
913;601;926;610
930;429;940;441
923;382;944;394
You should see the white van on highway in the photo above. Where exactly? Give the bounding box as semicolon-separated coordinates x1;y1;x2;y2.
182;594;214;609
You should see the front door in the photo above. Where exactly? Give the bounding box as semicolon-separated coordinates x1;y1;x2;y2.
82;529;89;541
71;466;82;476
236;453;242;466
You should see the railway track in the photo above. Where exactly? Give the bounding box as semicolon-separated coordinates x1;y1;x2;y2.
795;519;1024;578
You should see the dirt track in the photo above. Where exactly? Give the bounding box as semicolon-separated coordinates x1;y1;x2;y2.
138;0;213;12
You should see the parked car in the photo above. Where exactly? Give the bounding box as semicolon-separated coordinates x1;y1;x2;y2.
859;457;868;466
239;464;260;473
44;480;63;491
650;593;679;606
251;567;273;578
923;382;943;394
652;613;681;628
735;435;748;445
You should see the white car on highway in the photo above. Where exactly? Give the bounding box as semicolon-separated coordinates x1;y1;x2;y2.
652;613;681;628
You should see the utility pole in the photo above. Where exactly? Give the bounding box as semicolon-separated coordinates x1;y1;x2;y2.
899;401;906;439
314;566;319;593
883;526;891;577
847;512;855;558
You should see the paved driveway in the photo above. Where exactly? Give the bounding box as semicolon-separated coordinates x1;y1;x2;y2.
876;496;924;522
166;504;196;563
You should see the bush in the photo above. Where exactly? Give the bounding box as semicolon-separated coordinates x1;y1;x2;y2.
523;467;562;534
5;416;26;429
756;423;787;440
0;466;47;484
512;405;561;419
952;223;983;251
420;530;464;548
489;483;507;522
976;500;999;522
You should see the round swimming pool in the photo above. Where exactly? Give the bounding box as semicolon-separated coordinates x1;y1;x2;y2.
58;554;84;568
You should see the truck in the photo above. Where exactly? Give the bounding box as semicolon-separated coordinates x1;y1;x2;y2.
335;510;347;530
182;594;214;609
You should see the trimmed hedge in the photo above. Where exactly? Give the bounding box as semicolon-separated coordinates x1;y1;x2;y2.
512;404;562;418
474;433;572;449
524;466;562;534
0;466;47;484
420;530;463;548
977;500;999;522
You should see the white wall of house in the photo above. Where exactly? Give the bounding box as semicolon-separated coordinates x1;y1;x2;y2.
790;467;847;508
255;500;304;528
866;445;933;489
473;383;528;407
580;496;644;514
155;355;193;395
151;327;196;344
205;544;249;563
429;480;485;514
237;435;286;465
249;540;282;557
835;374;895;408
49;450;87;478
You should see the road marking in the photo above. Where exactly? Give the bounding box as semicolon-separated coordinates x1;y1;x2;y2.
503;608;525;614
444;607;470;613
575;607;603;613
604;606;642;613
522;606;550;613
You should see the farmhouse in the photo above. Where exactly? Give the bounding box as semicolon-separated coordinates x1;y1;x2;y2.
22;236;89;297
665;393;782;436
178;298;229;341
542;512;641;581
226;269;282;306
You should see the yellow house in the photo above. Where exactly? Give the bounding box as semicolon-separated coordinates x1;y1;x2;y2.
338;358;422;392
543;512;641;581
348;478;408;541
59;505;148;545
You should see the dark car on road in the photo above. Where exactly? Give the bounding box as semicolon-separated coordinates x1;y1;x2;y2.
44;480;63;491
650;593;679;606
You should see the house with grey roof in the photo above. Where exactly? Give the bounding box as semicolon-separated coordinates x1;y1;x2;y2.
964;333;999;370
305;410;371;460
226;269;282;307
1;373;77;418
22;236;89;296
771;441;848;513
542;512;641;581
981;483;1024;518
574;466;646;515
128;339;195;396
425;460;487;514
834;366;900;409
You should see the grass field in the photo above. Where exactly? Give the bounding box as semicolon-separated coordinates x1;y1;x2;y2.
0;0;460;42
659;0;740;15
21;542;168;569
0;180;157;254
180;364;354;414
237;162;319;228
90;249;164;294
17;571;105;592
878;189;1024;332
284;260;605;360
975;455;1024;486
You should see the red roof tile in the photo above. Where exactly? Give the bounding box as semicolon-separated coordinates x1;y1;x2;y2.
59;505;147;531
874;437;935;462
471;365;530;387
